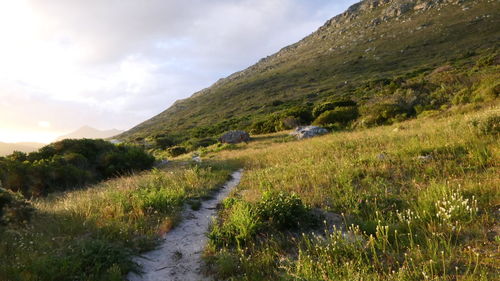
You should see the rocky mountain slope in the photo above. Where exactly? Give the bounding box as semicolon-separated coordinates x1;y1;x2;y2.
119;0;499;141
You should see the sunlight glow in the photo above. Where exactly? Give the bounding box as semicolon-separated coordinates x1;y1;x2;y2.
0;128;60;144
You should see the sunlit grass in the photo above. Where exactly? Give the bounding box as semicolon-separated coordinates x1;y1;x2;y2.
205;103;499;280
0;160;238;281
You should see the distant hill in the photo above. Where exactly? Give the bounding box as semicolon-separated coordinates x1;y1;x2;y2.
0;142;44;156
56;126;123;141
118;0;499;141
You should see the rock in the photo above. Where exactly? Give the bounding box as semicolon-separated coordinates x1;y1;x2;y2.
219;130;250;144
377;153;388;160
192;154;202;163
155;159;169;167
290;126;328;139
417;155;433;162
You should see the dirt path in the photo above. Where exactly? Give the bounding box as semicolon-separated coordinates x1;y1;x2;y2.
127;169;243;281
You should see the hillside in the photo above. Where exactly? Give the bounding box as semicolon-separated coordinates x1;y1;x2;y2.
56;126;123;141
0;142;44;156
119;0;499;142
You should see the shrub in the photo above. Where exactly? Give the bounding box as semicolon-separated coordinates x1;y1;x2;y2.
312;106;359;126
283;106;314;123
209;200;261;247
154;135;175;149
0;188;34;226
281;116;301;129
0;139;154;197
312;102;336;118
271;100;284;106
167;146;187;157
312;99;357;118
359;103;407;127
250;115;282;134
255;191;316;230
30;238;139;281
470;114;500;136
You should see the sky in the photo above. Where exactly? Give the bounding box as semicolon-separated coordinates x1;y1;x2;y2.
0;0;358;143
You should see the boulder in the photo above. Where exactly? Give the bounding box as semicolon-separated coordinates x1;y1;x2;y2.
219;130;250;144
290;126;328;139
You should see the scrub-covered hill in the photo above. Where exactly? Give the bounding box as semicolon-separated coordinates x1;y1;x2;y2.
119;0;499;145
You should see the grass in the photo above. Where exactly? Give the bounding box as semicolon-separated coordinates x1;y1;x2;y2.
0;160;239;281
203;102;499;280
0;102;497;280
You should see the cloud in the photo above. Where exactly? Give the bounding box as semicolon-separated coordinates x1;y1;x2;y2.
0;0;358;141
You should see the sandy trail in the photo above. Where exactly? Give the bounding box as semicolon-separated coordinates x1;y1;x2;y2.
127;169;243;281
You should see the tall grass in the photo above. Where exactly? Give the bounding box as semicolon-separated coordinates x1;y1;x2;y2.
206;104;499;280
0;161;237;281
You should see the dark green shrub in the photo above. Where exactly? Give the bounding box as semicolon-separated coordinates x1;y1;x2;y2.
313;106;359;126
313;99;357;118
256;191;316;230
0;139;154;197
0;188;34;226
154;135;175;149
359;103;408;127
183;138;217;151
250;115;282;134
312;102;336;118
283;106;314;123
271;100;284;106
167;146;187;157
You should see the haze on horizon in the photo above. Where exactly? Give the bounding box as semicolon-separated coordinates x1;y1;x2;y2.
0;0;357;143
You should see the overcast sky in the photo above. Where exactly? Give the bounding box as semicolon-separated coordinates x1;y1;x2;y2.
0;0;357;143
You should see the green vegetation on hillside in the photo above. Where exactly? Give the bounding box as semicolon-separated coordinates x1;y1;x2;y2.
0;139;154;197
204;104;499;280
0;1;499;280
118;0;499;151
0;161;237;280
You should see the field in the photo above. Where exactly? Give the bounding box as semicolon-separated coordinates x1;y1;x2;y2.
203;102;499;280
0;161;237;280
0;102;498;281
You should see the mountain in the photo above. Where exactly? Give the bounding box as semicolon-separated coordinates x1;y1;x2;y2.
118;0;499;141
56;126;123;141
0;142;44;156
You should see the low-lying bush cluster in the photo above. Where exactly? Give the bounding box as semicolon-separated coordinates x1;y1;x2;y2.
209;191;317;248
0;139;155;197
0;188;33;226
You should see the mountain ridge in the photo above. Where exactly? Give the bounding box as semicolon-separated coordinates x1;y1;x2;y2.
118;0;499;141
0;142;44;156
56;126;123;141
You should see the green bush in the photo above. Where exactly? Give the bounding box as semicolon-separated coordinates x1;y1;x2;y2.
167;146;187;157
154;135;175;149
313;106;359;126
312;102;336;118
30;238;139;281
0;188;34;226
209;200;261;247
0;139;154;197
312;99;357;118
183;138;217;151
255;191;316;230
359;103;408;127
470;114;500;136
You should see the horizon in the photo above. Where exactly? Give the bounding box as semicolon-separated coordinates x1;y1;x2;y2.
0;0;358;143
